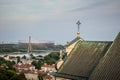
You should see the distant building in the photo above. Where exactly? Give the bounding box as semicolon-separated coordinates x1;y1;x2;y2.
13;61;55;80
41;63;56;73
4;55;17;63
13;62;36;73
18;40;55;47
18;40;55;52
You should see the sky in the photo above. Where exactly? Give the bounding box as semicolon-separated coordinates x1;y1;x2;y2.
0;0;120;44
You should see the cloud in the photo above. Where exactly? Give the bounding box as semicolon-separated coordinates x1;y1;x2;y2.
0;16;45;28
68;0;115;12
0;0;120;44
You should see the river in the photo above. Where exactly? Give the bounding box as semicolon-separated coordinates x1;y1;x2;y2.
0;52;50;57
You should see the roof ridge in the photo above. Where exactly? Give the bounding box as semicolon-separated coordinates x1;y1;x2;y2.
84;41;113;42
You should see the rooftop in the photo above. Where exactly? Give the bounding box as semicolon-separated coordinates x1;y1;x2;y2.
55;32;120;80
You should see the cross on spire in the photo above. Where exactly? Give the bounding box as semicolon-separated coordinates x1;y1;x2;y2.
76;20;81;32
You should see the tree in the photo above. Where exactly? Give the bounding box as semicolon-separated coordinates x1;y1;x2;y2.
44;52;60;65
18;72;27;80
0;57;15;69
0;68;18;80
31;60;42;70
6;70;16;79
22;55;26;59
16;56;20;63
10;74;20;80
0;68;9;80
0;73;9;80
0;57;27;80
38;73;43;80
30;54;36;59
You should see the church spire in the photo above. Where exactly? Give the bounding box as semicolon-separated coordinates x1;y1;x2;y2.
76;20;81;38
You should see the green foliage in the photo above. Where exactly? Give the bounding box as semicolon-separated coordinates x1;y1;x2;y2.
10;74;20;80
0;44;19;53
38;73;47;80
16;56;20;63
18;72;27;80
6;70;16;79
31;60;43;70
44;52;59;65
0;57;15;69
31;52;60;69
0;68;9;80
0;73;9;80
38;73;43;80
30;54;36;59
0;43;64;53
45;58;56;64
22;55;26;59
0;68;27;80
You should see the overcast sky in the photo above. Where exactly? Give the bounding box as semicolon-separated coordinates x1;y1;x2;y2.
0;0;120;44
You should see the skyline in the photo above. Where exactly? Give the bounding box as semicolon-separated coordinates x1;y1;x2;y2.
0;0;120;44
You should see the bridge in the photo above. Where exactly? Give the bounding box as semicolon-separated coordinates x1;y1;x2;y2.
20;36;59;53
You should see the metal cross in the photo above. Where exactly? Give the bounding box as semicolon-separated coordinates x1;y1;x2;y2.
76;20;81;32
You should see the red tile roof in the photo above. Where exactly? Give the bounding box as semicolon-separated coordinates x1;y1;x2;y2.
42;63;55;68
13;63;36;73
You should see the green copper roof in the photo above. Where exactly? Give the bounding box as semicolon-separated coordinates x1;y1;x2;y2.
56;41;112;79
55;32;120;80
89;32;120;80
